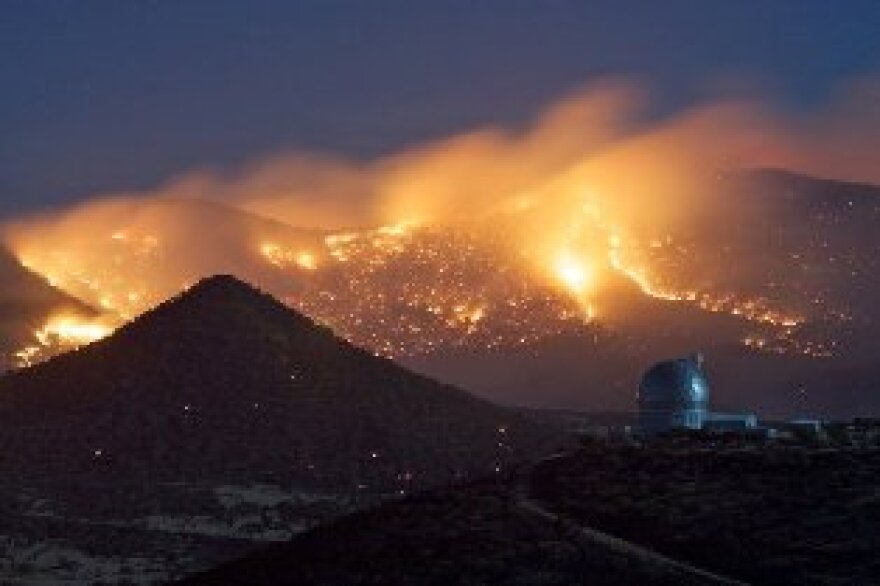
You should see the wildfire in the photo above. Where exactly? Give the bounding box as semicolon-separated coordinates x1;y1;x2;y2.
3;83;867;370
603;227;805;329
2;186;830;368
553;251;595;296
295;252;317;270
260;243;319;271
14;313;114;368
36;315;112;346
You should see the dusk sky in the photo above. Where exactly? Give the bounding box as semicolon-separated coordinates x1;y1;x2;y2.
2;1;879;216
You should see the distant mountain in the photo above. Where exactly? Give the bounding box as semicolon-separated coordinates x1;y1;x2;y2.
699;168;880;331
0;274;559;489
411;169;880;419
3;169;879;418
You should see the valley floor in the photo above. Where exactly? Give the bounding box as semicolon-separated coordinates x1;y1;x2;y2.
0;476;358;584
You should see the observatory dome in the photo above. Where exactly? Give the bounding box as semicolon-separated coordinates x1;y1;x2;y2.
638;354;710;433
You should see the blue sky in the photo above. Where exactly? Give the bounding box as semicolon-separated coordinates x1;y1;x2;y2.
2;0;879;215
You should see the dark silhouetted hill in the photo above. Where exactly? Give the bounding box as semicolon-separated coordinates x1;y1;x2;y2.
0;275;560;490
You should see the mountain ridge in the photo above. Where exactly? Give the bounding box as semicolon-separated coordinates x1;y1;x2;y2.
0;274;561;489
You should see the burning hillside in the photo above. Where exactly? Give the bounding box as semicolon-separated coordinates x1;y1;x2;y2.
2;190;836;370
3;84;875;373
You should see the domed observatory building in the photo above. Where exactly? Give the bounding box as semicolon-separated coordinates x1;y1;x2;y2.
638;354;710;434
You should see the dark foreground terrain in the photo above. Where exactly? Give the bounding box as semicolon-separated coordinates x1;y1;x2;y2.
181;438;880;586
179;477;718;586
531;442;880;586
184;439;880;586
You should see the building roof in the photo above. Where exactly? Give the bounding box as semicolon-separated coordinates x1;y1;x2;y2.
638;354;710;409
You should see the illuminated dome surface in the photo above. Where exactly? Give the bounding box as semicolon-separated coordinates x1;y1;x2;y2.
638;354;710;432
639;357;709;408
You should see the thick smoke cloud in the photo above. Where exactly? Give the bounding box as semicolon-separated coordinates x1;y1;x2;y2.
8;77;879;235
2;76;879;316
